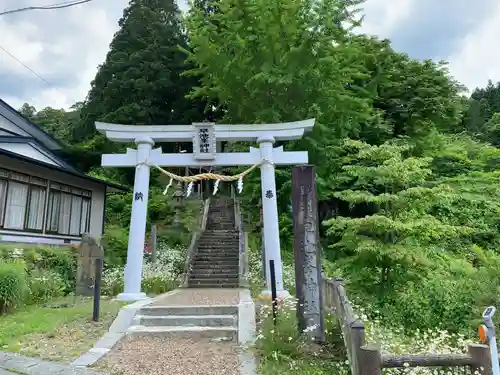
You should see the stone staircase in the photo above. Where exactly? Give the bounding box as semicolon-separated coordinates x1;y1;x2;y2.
187;197;240;288
129;303;238;340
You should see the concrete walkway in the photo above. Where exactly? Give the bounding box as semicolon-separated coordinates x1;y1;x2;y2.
0;352;109;375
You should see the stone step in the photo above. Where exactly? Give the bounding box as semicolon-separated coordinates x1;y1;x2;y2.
196;249;238;253
195;250;238;254
188;278;240;286
139;305;238;316
195;254;238;259
189;273;238;279
190;270;239;276
192;261;239;267
199;238;239;242
193;257;239;262
138;314;237;327
197;243;239;247
204;230;239;234
127;325;237;340
191;268;239;274
186;283;240;288
198;239;238;243
200;239;238;242
196;247;239;252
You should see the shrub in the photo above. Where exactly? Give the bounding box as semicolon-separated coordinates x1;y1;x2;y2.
0;245;76;294
26;269;66;305
101;225;129;266
0;260;28;313
28;247;76;293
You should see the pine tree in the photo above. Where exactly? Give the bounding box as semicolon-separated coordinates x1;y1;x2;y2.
75;0;208;148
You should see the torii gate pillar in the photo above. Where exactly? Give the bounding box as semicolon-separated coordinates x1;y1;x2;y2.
118;136;154;301
258;135;287;297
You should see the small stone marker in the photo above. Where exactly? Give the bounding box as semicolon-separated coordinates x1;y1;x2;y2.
291;165;325;342
76;234;104;297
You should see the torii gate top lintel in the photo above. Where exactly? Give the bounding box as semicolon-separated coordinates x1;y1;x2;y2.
95;118;315;143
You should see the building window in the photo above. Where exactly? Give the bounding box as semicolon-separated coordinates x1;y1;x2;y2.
0;172;47;231
0;168;92;236
46;184;91;236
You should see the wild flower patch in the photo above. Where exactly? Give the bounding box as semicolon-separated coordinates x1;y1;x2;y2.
101;242;185;296
350;301;470;356
256;295;348;375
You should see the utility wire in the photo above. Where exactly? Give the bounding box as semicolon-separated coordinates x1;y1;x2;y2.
0;0;92;16
0;44;52;86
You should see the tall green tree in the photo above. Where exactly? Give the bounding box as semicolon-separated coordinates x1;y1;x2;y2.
76;0;210;154
185;0;371;132
356;37;463;140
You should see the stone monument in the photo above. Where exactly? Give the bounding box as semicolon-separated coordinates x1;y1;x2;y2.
291;165;325;341
76;234;104;297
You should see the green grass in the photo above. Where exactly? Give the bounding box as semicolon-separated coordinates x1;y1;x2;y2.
0;296;126;362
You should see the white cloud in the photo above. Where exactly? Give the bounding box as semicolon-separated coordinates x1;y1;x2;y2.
359;0;414;38
0;0;498;111
0;0;128;110
447;2;500;91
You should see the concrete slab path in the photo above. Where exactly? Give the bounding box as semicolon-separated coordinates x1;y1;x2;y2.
0;352;109;375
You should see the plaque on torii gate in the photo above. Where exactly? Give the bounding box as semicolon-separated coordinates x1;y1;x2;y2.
96;119;315;301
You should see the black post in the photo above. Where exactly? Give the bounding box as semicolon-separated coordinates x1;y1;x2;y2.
270;259;278;325
92;258;102;322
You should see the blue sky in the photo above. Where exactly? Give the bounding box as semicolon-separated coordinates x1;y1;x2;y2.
0;0;499;110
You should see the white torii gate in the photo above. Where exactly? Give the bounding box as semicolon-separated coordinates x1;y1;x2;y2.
96;119;315;301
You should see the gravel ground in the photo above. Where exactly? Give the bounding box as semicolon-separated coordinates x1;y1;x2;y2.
97;335;241;375
151;288;240;306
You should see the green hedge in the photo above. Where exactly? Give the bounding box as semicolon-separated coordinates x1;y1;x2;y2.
0;245;76;293
0;245;76;313
0;260;29;313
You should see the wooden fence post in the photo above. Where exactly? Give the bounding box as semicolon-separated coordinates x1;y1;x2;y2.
350;319;366;375
468;344;492;375
359;345;382;375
